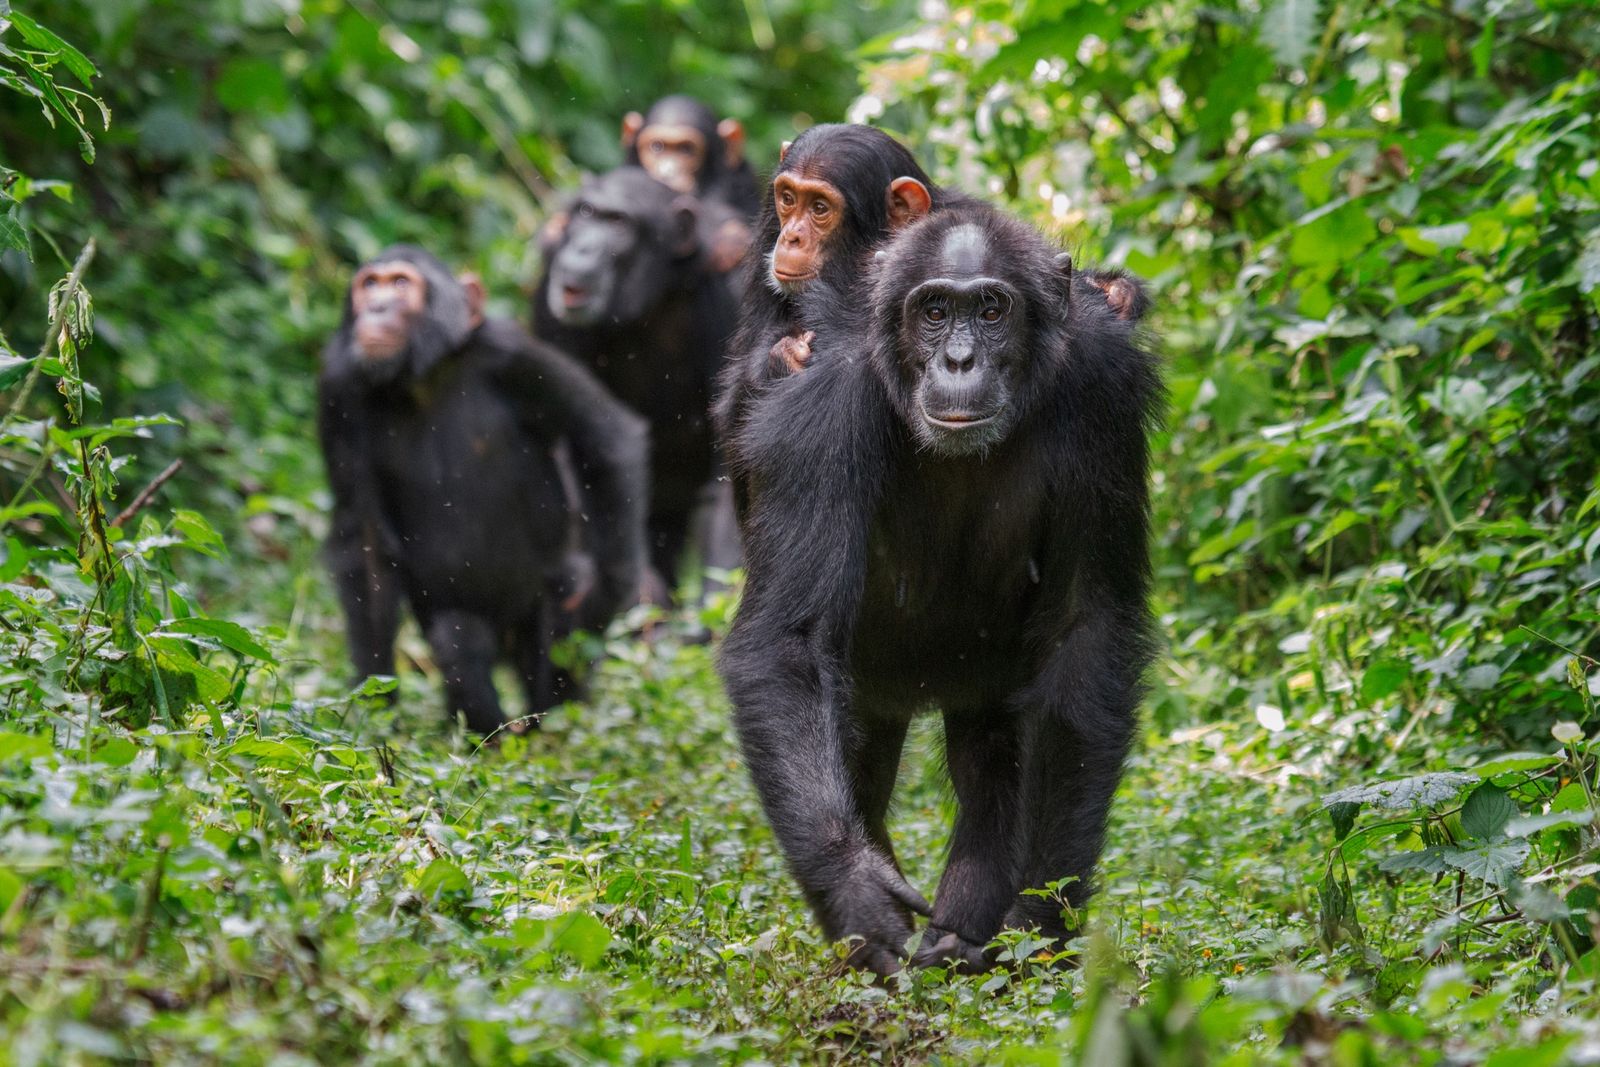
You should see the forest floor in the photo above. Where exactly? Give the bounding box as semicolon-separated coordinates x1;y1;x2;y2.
0;577;1593;1066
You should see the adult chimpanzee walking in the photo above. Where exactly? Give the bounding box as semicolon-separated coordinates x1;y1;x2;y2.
320;245;648;736
534;167;739;597
717;203;1162;976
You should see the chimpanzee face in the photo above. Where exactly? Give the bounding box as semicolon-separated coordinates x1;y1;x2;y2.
350;260;428;362
896;224;1026;457
545;169;698;329
636;123;706;194
767;173;845;295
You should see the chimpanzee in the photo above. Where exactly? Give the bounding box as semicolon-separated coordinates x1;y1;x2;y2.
320;245;648;735
623;94;762;222
533;167;739;595
712;125;952;481
716;203;1162;976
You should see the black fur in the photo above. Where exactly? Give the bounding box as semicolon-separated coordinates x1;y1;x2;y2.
320;245;648;735
533;167;739;591
716;205;1163;975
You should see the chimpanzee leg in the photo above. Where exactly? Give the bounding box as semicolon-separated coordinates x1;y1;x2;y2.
847;709;909;862
725;631;930;976
911;710;1023;973
1003;707;1134;942
512;604;584;726
423;610;506;736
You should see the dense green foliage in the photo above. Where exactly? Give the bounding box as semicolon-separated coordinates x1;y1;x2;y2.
1;0;1597;1062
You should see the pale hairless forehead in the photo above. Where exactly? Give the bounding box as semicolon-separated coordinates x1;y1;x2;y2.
937;224;989;275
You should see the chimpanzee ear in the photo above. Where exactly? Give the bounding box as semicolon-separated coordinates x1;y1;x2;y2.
887;177;932;230
718;118;746;168
669;196;700;259
779;140;792;164
459;272;486;328
621;111;645;149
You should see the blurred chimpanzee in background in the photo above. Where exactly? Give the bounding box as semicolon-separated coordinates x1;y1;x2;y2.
320;245;648;736
533;168;740;599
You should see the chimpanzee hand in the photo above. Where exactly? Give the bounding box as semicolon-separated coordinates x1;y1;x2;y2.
821;848;932;976
555;550;598;614
909;925;995;974
710;218;752;273
768;330;815;375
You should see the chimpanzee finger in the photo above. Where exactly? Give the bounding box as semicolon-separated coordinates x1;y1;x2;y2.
884;871;933;917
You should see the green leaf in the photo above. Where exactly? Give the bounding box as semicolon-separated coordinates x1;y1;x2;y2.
7;12;99;85
1360;660;1410;703
415;858;471;899
1471;752;1561;776
1506;810;1594;838
550;911;613;968
1460;785;1517;841
1323;772;1476;811
171;509;226;558
1327;801;1359;840
1443;842;1529;888
1289;202;1376;268
1378;845;1462;876
159;617;276;664
0;208;27;256
1258;0;1320;68
0;731;53;764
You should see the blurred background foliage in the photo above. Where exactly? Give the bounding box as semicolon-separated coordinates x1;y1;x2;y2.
2;0;1600;1061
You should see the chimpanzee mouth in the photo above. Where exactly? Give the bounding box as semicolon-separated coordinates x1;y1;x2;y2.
560;284;591;310
922;408;999;430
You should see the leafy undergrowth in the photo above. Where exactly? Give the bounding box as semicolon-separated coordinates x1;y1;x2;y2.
2;591;1595;1065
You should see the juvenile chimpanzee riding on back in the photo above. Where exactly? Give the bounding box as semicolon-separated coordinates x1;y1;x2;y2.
717;203;1162;975
320;245;648;736
533;168;739;598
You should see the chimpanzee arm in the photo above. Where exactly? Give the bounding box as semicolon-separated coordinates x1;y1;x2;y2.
718;355;927;974
489;322;649;616
1005;335;1162;943
316;372;402;680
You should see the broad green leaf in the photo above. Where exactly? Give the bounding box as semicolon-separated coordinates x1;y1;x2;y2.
550;911;613;968
1443;842;1530;888
1360;660;1410;704
7;12;99;85
1460;785;1517;841
1471;752;1561;776
1323;772;1476;811
160;617;276;664
1289;202;1376;268
1378;845;1462;876
0;731;53;764
415;858;471;898
1506;810;1594;838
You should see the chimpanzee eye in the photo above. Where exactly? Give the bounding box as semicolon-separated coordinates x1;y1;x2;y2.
393;275;410;289
980;305;1002;323
361;275;377;289
811;200;829;217
779;190;795;209
577;202;595;218
649;140;666;153
925;305;946;324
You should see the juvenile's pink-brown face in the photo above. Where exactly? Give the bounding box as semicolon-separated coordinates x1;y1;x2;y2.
350;260;427;360
635;123;706;194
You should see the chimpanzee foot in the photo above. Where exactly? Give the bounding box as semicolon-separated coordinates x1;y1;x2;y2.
910;926;995;974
